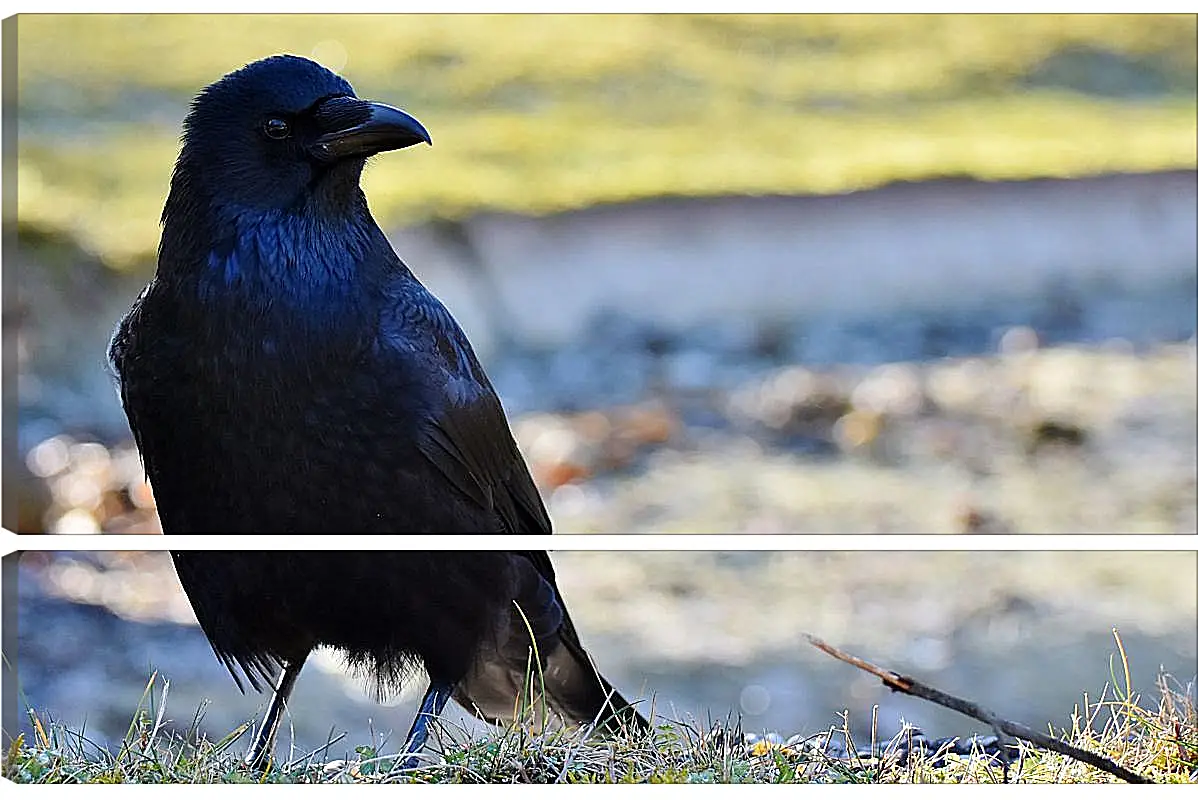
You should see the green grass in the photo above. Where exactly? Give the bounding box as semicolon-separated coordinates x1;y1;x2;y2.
15;14;1198;266
6;652;1196;784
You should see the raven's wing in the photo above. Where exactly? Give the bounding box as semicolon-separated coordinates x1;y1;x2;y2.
419;392;551;533
107;282;197;532
386;280;644;727
388;281;551;534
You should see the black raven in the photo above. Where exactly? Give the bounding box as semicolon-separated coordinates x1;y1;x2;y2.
109;54;647;769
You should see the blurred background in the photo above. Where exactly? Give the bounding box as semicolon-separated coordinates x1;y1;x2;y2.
12;550;1198;759
6;13;1196;535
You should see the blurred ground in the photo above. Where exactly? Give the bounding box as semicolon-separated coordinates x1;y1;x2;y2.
13;550;1197;761
22;336;1197;535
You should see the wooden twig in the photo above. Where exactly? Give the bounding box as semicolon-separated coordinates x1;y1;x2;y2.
804;634;1151;784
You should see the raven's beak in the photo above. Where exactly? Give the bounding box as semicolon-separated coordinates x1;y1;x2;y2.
312;97;432;161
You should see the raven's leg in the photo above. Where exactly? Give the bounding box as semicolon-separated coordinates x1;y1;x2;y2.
245;654;309;771
397;680;455;770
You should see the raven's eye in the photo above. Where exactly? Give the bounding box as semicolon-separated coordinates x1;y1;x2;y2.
262;118;291;140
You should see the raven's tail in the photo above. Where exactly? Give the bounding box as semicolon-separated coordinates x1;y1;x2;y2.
544;634;651;735
453;553;650;736
454;632;650;736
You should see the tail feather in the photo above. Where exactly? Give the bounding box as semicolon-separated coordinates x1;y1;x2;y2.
453;551;649;735
454;629;648;735
545;634;650;734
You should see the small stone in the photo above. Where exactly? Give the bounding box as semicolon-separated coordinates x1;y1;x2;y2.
999;325;1040;355
851;363;925;417
834;409;883;450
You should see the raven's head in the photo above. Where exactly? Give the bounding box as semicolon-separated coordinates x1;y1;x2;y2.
171;54;431;216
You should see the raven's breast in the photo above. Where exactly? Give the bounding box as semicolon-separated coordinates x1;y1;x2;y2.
139;309;485;532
